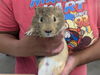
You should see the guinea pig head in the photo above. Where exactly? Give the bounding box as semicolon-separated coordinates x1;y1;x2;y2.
32;7;65;37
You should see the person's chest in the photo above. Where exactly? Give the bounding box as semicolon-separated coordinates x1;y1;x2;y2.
12;0;99;50
12;0;89;32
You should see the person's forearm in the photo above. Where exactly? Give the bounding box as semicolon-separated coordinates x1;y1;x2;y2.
0;34;19;56
74;38;100;66
0;32;64;57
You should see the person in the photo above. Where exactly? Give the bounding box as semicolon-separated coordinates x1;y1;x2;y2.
0;0;99;75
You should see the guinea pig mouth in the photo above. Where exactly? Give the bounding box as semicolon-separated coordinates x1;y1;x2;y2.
45;34;54;37
42;31;56;37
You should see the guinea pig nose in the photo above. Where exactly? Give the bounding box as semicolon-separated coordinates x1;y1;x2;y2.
45;30;52;33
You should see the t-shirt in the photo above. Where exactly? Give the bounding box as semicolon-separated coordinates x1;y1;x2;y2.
0;0;99;75
97;0;100;35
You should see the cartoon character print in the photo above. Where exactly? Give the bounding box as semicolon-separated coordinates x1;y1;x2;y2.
64;11;94;52
74;11;91;33
30;0;95;52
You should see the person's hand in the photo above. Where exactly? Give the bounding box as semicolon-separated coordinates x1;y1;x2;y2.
61;54;79;75
14;33;64;57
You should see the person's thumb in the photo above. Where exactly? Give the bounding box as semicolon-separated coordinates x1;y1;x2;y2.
61;56;77;75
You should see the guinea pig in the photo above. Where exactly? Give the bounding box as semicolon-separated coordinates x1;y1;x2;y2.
26;7;68;75
26;7;65;37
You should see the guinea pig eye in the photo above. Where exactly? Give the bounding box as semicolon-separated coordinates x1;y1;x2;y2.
39;17;43;22
53;16;56;22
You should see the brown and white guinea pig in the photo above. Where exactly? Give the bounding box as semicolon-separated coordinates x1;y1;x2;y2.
26;7;65;37
26;7;68;75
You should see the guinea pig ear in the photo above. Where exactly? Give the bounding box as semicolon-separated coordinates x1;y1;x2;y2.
35;7;43;15
54;7;63;13
35;7;40;14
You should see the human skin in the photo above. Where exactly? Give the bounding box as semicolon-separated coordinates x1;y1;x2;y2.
0;31;64;57
61;38;100;75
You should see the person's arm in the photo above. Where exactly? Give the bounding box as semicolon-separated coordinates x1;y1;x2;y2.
61;39;100;75
0;31;19;56
74;38;100;65
0;32;64;57
0;0;64;57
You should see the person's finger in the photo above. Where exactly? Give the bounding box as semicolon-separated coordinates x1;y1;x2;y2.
61;56;76;75
52;42;64;53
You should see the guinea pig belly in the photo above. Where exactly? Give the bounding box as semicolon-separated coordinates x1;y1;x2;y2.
38;39;68;75
38;58;66;75
38;58;59;75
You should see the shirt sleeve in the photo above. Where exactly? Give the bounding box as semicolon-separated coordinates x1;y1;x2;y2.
97;0;100;36
0;0;19;31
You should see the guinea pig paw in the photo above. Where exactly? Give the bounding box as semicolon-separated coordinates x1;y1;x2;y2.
25;28;34;36
25;29;34;36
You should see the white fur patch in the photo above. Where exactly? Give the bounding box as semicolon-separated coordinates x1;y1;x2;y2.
38;57;59;75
